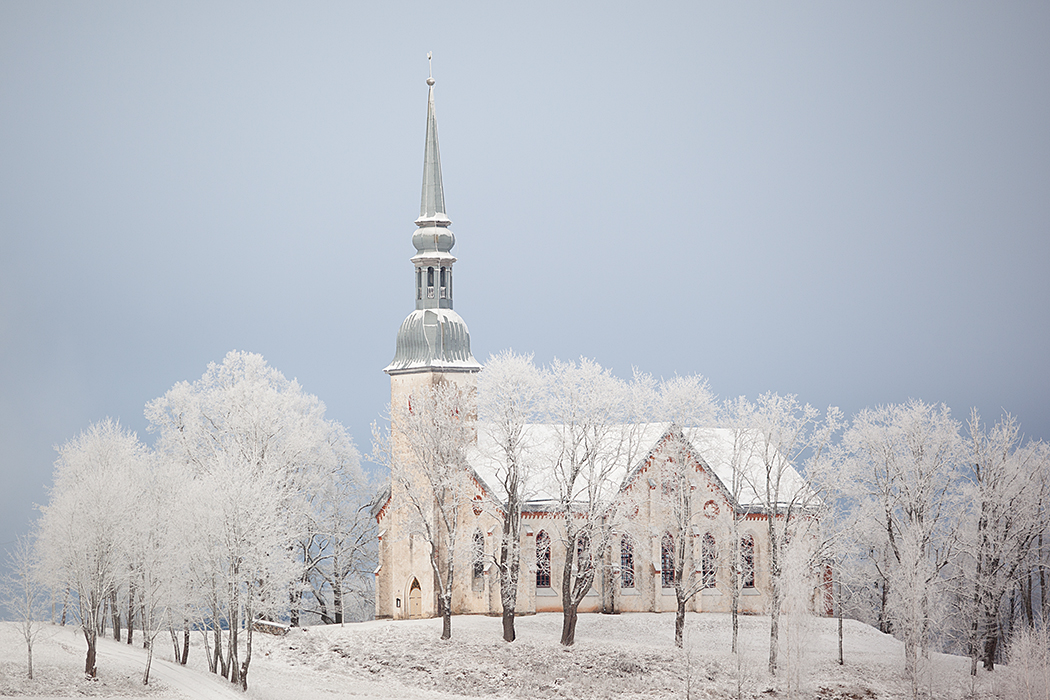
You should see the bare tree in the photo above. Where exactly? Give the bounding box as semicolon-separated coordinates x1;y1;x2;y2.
840;400;963;696
1;533;47;679
962;410;1050;673
477;350;543;642
542;358;651;647
146;351;354;690
37;419;147;678
641;374;716;648
737;392;841;676
374;379;477;640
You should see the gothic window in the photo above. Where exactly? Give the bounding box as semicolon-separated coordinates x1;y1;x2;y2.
536;530;551;588
741;534;756;589
472;530;484;590
702;533;716;589
661;533;675;588
620;534;635;589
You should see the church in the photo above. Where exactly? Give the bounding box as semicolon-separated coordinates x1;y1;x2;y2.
371;73;825;622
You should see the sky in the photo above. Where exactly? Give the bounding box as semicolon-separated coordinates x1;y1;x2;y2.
1;2;1048;557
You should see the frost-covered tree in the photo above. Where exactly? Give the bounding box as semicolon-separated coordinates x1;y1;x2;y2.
374;379;477;640
736;393;840;676
37;419;148;678
293;444;375;626
840;400;963;694
477;350;543;642
146;350;357;690
962;410;1050;673
639;374;716;648
1;533;47;679
542;358;651;647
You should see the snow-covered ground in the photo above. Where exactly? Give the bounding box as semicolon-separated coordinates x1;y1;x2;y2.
0;614;1030;699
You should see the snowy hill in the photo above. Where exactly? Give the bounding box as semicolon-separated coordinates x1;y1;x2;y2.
0;614;1029;699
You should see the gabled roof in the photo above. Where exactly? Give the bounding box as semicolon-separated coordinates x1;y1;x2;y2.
372;423;817;521
467;423;816;513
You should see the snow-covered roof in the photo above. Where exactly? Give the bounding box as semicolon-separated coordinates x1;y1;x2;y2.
466;423;816;512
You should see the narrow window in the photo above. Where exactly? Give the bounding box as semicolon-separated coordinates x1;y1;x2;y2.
439;267;447;298
620;534;635;589
702;533;716;589
416;267;422;300
447;268;452;300
661;533;675;588
536;530;551;588
472;530;484;590
741;535;755;588
427;267;435;299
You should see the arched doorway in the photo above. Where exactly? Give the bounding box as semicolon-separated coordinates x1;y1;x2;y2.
408;578;422;618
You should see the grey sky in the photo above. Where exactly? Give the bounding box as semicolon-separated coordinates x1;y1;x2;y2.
2;2;1048;554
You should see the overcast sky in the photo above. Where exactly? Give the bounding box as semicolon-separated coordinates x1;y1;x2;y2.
2;2;1048;554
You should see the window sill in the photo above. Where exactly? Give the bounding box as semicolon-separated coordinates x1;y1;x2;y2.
661;588;677;596
619;588;639;596
701;587;722;596
536;588;559;597
742;587;760;597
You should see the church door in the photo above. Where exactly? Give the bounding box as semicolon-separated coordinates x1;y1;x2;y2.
408;579;422;618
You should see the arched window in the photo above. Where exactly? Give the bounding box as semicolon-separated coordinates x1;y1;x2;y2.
439;267;447;298
416;267;422;300
620;534;635;589
661;533;675;588
741;534;755;589
427;267;435;298
472;530;484;581
702;533;716;589
536;530;551;588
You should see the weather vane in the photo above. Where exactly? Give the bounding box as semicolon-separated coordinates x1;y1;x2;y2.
427;52;433;84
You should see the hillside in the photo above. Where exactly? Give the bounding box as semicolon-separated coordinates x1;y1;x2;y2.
0;613;1027;699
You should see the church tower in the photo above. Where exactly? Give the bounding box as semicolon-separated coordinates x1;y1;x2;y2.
384;69;482;397
376;67;482;621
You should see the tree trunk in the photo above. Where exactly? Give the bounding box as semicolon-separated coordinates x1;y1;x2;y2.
982;628;998;672
83;626;98;677
498;510;521;642
110;590;121;642
228;604;240;686
836;578;843;666
441;592;452;641
560;534;579;647
502;608;516;643
1023;570;1034;627
675;593;686;648
169;624;180;660
26;640;33;680
334;557;344;624
143;643;154;685
560;603;578;646
181;619;190;665
126;581;135;645
766;514;780;676
240;625;253;691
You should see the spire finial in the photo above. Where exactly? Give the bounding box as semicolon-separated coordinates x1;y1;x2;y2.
418;55;447;224
427;52;434;86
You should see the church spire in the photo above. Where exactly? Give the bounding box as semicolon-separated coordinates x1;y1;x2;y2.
385;58;481;376
417;56;448;225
